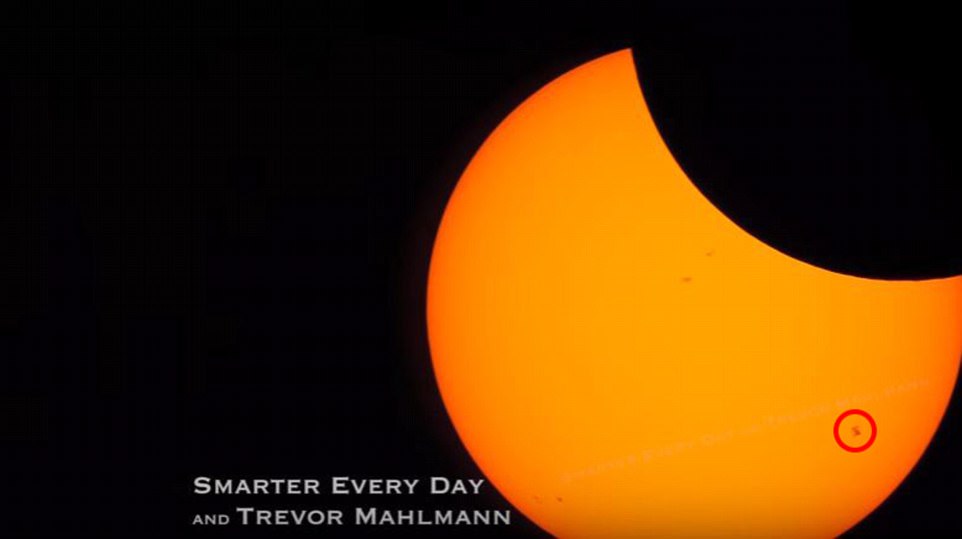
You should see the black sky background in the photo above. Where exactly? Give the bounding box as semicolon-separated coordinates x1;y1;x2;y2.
2;1;959;537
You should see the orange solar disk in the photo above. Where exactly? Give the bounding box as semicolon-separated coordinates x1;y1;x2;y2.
426;49;962;537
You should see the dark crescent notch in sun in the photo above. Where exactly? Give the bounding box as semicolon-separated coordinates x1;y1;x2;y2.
630;3;960;280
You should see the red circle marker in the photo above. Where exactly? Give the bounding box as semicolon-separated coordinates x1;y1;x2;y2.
833;409;877;453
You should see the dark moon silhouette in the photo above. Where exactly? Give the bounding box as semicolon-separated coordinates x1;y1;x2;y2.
631;3;960;279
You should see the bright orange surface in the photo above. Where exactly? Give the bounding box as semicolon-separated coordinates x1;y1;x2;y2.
426;49;962;537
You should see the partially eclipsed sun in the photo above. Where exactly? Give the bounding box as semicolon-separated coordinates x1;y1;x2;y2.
426;49;962;537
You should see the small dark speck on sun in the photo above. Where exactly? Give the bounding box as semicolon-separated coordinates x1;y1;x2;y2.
706;250;715;257
556;497;563;503
681;276;693;283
